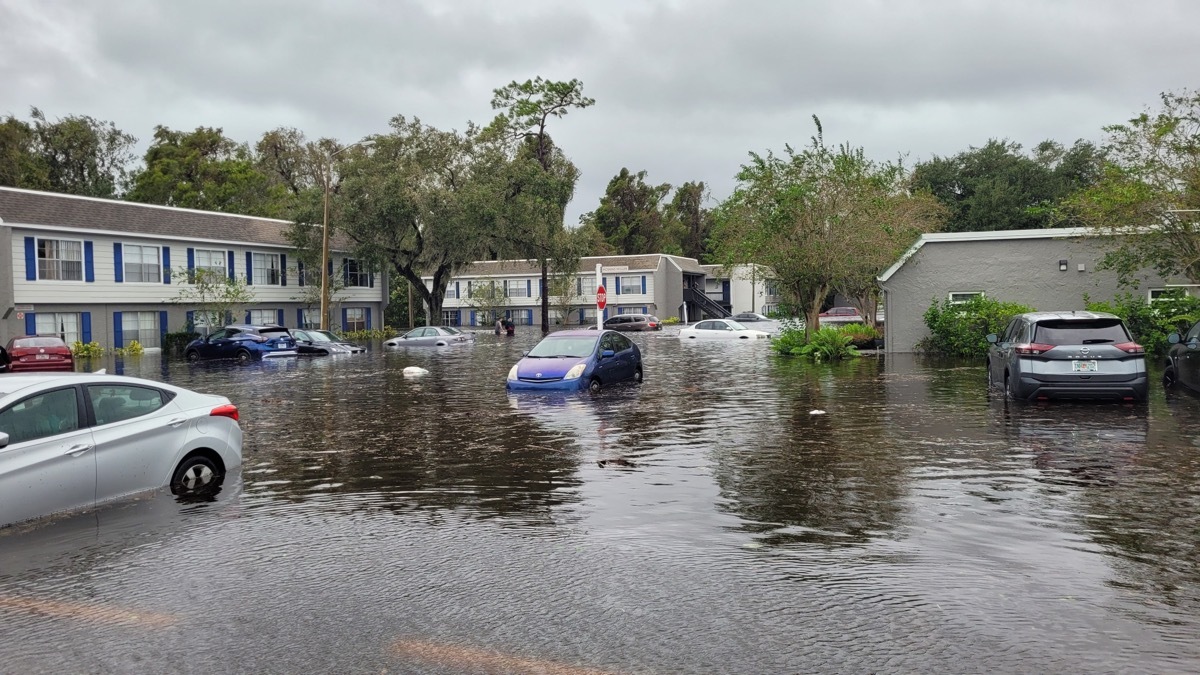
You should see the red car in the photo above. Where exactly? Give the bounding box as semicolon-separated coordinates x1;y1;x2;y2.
2;335;76;373
818;306;863;323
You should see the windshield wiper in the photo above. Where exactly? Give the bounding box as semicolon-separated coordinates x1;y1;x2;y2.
1081;339;1114;344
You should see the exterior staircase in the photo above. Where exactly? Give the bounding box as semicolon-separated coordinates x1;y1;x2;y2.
683;287;732;319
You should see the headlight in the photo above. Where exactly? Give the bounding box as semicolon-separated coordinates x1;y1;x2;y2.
507;365;519;381
564;363;587;380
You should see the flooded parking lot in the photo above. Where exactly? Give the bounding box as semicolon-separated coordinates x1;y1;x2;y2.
2;329;1200;673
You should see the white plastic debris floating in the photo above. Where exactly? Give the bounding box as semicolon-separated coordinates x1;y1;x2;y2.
403;366;429;377
809;409;826;415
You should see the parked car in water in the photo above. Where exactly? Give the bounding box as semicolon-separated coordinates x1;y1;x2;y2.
312;330;366;353
732;312;771;323
291;329;355;356
986;311;1147;402
384;326;474;347
183;325;299;364
603;314;662;332
678;319;771;340
2;336;75;373
1163;319;1200;393
818;306;863;324
507;329;643;393
0;373;243;528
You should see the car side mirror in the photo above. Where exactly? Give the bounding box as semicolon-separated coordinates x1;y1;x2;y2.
602;349;615;358
1168;333;1181;344
985;333;998;344
0;431;8;449
520;350;529;357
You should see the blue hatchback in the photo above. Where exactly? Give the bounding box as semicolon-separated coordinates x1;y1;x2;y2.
184;325;299;364
506;329;643;393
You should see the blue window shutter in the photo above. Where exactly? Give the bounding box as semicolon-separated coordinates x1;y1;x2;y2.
84;241;95;282
245;310;252;323
187;248;195;272
162;246;171;284
24;237;36;280
245;252;253;284
277;309;284;326
297;308;304;327
327;259;333;277
527;279;532;297
343;260;350;285
341;308;348;331
227;251;235;280
369;271;375;288
280;254;287;287
577;277;582;294
24;313;36;335
225;311;232;325
81;312;92;343
113;243;123;282
456;310;462;326
603;277;608;292
113;312;123;348
603;307;609;321
579;308;585;323
159;311;168;344
641;275;647;294
455;281;460;299
642;306;648;314
365;308;372;330
470;310;476;326
186;311;194;331
615;276;621;295
297;260;305;287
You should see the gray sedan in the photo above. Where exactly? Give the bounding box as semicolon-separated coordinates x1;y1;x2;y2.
384;326;475;347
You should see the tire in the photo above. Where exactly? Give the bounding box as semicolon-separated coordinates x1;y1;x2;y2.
185;350;200;362
1163;368;1177;389
235;349;253;365
634;367;644;384
587;378;602;394
1004;373;1013;400
170;454;223;497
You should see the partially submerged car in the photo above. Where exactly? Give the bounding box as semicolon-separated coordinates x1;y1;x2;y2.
1163;319;1200;393
3;335;75;373
986;311;1147;402
312;330;366;353
385;326;474;347
507;329;643;393
678;318;770;340
291;329;355;356
184;325;298;363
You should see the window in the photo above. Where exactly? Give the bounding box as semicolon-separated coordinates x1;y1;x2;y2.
345;308;366;331
948;291;984;305
37;238;83;281
445;285;458;300
195;249;226;275
248;309;277;326
620;276;641;294
35;313;81;344
578;277;597;295
344;259;369;287
505;279;529;298
1149;286;1200;302
507;309;532;325
122;311;160;348
87;385;166;426
253;253;282;285
124;244;162;283
441;310;460;326
301;309;321;330
0;388;80;444
765;281;779;297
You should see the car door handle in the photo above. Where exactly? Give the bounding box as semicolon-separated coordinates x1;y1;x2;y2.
64;444;93;457
167;417;187;428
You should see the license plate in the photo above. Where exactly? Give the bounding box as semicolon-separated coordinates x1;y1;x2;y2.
1072;360;1099;372
35;354;49;360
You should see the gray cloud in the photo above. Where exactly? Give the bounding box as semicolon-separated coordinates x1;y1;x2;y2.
2;0;1197;226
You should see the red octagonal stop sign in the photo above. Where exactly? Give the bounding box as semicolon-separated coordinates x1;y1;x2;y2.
596;286;607;310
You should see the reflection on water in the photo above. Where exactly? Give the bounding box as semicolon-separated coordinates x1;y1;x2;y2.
1;336;1199;672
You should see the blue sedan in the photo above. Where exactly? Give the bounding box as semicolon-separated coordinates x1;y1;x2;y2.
506;329;643;393
184;325;298;364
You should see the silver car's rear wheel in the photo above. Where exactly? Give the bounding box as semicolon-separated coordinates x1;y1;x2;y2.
170;455;223;497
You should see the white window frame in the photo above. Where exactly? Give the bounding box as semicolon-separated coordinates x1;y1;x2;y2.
252;253;282;286
704;278;722;292
122;311;160;348
948;291;985;305
620;276;641;295
123;244;162;284
194;248;226;276
36;237;84;282
1148;286;1200;302
765;281;780;297
505;279;529;298
35;312;81;344
441;310;460;326
344;307;366;331
578;276;598;295
301;309;321;330
248;309;277;326
344;259;369;287
444;285;458;300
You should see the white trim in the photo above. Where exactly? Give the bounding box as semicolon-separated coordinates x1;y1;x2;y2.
122;242;162;284
948;290;985;304
32;235;85;282
4;222;349;252
877;227;1095;283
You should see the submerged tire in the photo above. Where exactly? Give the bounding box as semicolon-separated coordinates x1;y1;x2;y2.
588;378;602;394
185;350;200;362
634;367;644;384
170;455;223;497
235;349;253;364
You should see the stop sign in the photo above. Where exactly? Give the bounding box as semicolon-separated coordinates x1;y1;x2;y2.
596;286;607;310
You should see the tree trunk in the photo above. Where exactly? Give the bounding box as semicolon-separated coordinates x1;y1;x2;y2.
804;284;828;338
540;260;550;333
853;292;878;330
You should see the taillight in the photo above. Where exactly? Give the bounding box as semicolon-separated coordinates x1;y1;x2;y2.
210;404;239;422
1114;342;1144;354
1014;343;1055;355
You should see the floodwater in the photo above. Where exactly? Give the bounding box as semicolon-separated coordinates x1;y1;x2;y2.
2;328;1200;674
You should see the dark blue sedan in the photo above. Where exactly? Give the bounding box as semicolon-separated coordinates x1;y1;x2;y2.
506;329;643;393
184;325;299;364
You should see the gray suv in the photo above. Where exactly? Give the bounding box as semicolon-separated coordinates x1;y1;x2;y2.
986;311;1147;402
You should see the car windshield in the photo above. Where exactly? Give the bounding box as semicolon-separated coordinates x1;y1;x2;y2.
443;327;463;335
1033;319;1130;345
306;331;332;342
315;331;341;341
12;338;66;348
725;320;749;330
526;336;598;358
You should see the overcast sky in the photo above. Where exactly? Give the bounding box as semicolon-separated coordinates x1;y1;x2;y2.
2;0;1197;224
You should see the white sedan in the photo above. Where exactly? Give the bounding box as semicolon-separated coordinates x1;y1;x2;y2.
678;318;772;340
0;373;243;529
384;326;475;347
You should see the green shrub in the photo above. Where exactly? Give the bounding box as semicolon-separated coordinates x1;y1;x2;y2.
164;331;200;354
70;341;105;358
771;321;859;361
919;295;1034;358
660;316;681;325
113;340;144;357
1084;290;1200;356
340;326;395;341
770;318;807;356
837;323;881;348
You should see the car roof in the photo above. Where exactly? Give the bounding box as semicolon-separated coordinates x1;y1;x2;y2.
1016;311;1121;322
224;324;289;331
550;329;605;337
0;372;183;399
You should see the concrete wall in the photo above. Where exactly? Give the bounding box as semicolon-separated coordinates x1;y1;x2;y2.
880;236;1175;353
0;226;12;330
656;258;685;320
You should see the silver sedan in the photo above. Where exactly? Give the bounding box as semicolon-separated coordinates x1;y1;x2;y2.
0;373;243;529
384;326;475;347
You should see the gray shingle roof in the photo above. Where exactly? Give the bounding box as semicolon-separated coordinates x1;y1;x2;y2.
0;187;349;249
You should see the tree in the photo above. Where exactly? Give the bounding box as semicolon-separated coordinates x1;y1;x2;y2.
172;267;255;334
489;76;594;332
127;125;286;217
1063;90;1200;286
663;181;714;260
711;117;945;335
912;138;1100;232
588;168;672;254
462;278;509;327
0;107;136;198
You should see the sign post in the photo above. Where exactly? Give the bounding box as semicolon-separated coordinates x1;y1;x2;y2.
595;263;605;330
